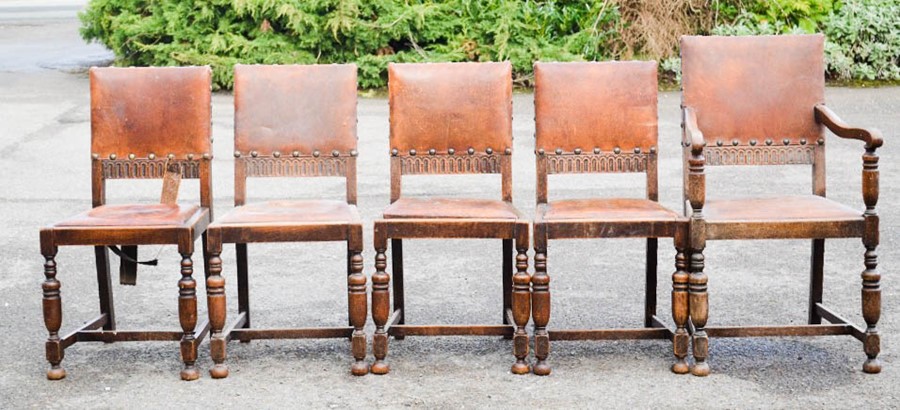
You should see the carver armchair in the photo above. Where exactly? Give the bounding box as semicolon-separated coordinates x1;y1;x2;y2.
680;34;884;376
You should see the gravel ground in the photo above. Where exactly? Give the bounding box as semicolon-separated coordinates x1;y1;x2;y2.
1;3;899;409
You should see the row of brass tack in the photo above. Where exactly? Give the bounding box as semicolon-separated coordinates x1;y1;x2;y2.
39;34;883;382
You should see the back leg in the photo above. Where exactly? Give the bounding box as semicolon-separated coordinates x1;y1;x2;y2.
808;239;824;324
94;246;116;331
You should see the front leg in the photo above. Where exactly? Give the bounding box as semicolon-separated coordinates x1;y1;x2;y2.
371;236;391;375
207;244;228;379
179;253;200;381
348;249;369;376
689;249;709;377
532;249;551;376
671;241;690;375
511;244;531;375
42;247;65;380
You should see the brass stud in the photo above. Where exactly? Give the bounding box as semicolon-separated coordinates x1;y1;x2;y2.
91;153;99;160
765;139;773;146
409;149;416;156
313;150;320;157
650;146;657;154
350;149;358;157
448;148;455;155
555;148;563;155
202;153;210;160
271;151;280;158
391;149;399;156
716;140;723;147
702;141;707;147
749;140;757;146
574;148;582;155
233;151;241;158
504;148;512;155
800;138;807;145
428;148;436;155
250;151;258;158
467;147;475;155
486;147;493;155
128;153;136;160
187;153;194;160
108;153;117;160
168;153;175;160
817;138;825;145
292;150;300;157
332;150;340;157
634;147;641;154
732;140;739;146
783;138;790;145
148;153;156;160
613;147;621;154
593;147;600;154
537;148;545;155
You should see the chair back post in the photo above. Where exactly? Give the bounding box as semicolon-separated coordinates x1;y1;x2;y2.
88;66;213;211
232;64;359;207
387;62;514;204
533;61;659;204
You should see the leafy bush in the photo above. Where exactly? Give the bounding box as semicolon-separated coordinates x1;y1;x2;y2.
709;0;898;81
80;0;622;89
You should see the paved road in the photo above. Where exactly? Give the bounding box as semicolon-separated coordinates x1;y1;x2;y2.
1;3;899;408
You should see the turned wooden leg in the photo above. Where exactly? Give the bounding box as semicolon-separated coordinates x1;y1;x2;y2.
207;249;228;379
862;246;881;373
178;253;200;381
689;248;709;377
371;245;390;375
42;250;66;380
511;246;531;374
671;244;690;374
532;249;551;376
348;249;369;376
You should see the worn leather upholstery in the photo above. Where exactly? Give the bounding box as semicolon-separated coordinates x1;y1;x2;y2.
56;204;202;227
217;200;359;225
234;64;358;156
540;198;678;222
535;61;658;153
388;62;512;154
681;35;825;145
90;66;212;159
383;197;519;220
703;195;862;223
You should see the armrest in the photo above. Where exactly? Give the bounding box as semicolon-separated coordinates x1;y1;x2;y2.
683;106;705;155
815;104;884;151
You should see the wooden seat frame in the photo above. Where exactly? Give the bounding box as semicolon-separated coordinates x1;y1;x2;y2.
531;61;689;376
39;66;213;381
371;62;531;375
205;64;368;378
681;34;884;376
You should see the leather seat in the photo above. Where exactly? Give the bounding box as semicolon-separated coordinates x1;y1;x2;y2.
217;200;359;226
382;197;520;220
704;195;862;223
539;198;679;222
55;204;202;227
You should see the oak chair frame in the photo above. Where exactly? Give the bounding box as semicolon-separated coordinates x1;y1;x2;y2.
371;62;531;375
681;34;884;376
205;64;367;377
39;66;213;381
532;61;689;376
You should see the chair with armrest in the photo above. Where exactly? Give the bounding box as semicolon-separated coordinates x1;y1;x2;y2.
680;34;884;376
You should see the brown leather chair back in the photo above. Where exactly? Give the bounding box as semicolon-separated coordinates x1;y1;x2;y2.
681;34;825;166
232;64;359;205
388;62;513;201
89;66;213;208
534;61;659;203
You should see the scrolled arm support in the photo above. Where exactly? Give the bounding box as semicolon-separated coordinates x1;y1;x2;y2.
815;104;884;151
814;104;882;215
